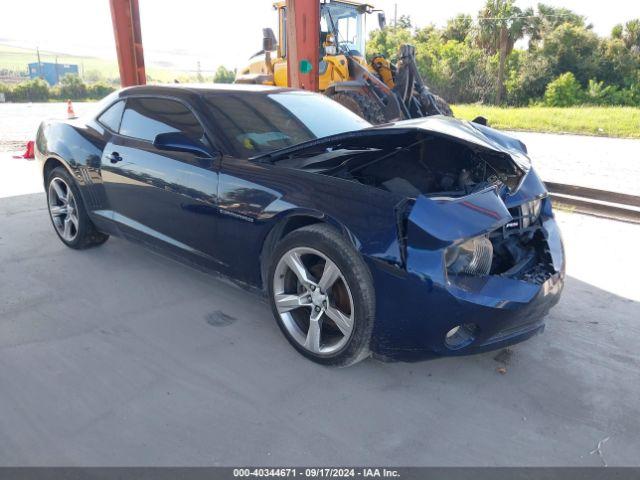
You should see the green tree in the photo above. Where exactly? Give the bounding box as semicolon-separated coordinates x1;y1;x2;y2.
442;14;474;43
544;72;584;106
213;65;236;84
367;24;414;60
58;74;87;100
84;69;106;83
415;33;496;103
598;36;640;87
505;52;553;105
540;24;599;85
618;19;640;49
87;82;116;99
527;4;587;49
396;15;412;29
477;0;532;104
11;78;50;101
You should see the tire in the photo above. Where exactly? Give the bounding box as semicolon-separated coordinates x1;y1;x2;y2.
326;91;387;125
267;224;375;366
418;87;453;117
46;166;109;249
433;94;453;117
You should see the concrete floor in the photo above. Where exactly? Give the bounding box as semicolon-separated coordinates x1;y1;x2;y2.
0;192;638;466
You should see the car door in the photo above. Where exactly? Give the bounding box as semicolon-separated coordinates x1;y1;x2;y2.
100;96;222;263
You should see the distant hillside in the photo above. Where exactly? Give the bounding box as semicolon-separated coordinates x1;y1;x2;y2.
0;44;193;83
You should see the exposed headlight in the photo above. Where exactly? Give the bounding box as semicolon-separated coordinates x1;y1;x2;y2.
445;235;493;276
521;198;542;228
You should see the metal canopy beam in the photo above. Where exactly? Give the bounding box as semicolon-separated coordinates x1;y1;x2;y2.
286;0;319;91
109;0;146;87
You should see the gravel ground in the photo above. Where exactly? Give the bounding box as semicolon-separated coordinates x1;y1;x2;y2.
0;193;638;466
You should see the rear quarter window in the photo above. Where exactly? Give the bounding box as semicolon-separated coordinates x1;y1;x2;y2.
119;97;205;143
97;100;125;132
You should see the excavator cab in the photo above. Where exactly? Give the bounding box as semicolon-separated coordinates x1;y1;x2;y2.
235;0;452;124
319;1;367;57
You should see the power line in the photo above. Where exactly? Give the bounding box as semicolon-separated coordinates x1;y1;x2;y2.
477;13;581;22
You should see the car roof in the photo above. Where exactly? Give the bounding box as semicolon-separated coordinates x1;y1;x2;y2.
119;83;292;98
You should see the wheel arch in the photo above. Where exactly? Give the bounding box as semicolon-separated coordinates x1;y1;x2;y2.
43;156;68;186
258;210;361;291
42;156;94;216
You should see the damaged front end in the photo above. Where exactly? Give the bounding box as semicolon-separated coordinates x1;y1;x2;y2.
259;116;565;359
397;180;564;357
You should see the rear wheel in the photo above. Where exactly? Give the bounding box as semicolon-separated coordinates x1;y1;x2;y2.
326;91;387;125
46;166;109;249
267;224;375;366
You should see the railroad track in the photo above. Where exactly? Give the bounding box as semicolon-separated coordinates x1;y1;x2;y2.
546;182;640;224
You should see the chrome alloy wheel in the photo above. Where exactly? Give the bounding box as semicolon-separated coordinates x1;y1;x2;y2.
273;247;355;356
48;177;79;242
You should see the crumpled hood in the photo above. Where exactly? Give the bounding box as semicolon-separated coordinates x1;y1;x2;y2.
370;115;531;176
257;115;531;188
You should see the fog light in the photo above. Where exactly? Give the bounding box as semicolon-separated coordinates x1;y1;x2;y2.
444;323;478;350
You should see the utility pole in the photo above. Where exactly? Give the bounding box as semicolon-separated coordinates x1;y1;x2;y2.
36;46;42;78
394;3;397;27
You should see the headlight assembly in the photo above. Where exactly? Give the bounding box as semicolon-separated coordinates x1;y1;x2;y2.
521;198;542;228
445;235;493;276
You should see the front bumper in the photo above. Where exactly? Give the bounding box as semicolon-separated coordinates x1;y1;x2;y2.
368;216;565;361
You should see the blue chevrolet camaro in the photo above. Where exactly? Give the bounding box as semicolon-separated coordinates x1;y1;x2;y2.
36;84;565;366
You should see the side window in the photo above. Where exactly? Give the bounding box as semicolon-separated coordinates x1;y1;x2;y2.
97;100;125;132
119;97;205;143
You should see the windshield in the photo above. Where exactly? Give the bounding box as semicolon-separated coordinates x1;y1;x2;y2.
321;2;365;55
204;91;371;157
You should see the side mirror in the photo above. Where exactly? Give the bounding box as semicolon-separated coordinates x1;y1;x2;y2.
263;27;277;52
154;132;212;157
378;12;387;30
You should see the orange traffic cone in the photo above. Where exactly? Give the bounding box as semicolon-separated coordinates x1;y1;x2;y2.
12;140;35;159
67;100;76;119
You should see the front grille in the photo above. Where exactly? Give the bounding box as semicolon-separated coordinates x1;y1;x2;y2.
490;213;555;285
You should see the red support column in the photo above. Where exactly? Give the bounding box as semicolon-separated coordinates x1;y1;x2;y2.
109;0;146;87
286;0;319;91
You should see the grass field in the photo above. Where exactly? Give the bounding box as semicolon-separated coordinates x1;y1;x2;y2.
0;44;184;83
452;104;640;139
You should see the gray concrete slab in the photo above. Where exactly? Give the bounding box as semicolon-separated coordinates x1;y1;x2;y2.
508;131;640;196
0;192;639;466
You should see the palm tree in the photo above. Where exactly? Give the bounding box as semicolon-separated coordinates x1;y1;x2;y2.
477;0;532;104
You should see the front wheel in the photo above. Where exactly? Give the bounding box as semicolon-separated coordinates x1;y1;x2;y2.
267;224;375;366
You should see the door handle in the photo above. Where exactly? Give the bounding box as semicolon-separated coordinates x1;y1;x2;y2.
107;152;122;164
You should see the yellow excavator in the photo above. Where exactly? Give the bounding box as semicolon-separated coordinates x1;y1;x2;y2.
236;0;453;124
